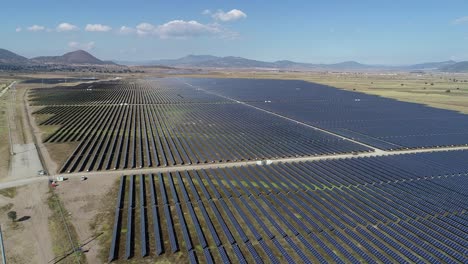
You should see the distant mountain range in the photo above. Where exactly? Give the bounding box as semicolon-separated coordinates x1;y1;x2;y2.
439;61;468;73
118;55;379;70
404;60;457;70
0;48;115;66
1;48;468;72
118;54;467;72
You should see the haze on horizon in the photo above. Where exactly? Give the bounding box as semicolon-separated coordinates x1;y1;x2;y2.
2;0;468;65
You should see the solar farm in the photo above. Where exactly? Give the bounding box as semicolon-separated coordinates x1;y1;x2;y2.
28;78;468;263
29;79;370;173
189;78;468;150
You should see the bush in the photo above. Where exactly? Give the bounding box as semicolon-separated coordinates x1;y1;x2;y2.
7;211;17;222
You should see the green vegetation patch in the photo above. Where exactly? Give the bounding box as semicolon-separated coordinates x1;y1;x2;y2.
0;187;17;198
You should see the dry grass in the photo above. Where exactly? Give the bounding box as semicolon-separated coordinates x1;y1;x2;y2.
47;188;87;264
44;142;79;173
90;178;120;263
0;89;11;178
0;203;14;214
0;187;17;198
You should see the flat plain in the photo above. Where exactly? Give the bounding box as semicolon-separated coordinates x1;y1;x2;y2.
1;72;467;264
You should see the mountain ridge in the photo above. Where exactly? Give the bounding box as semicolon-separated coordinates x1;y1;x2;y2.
125;54;463;71
31;50;114;65
0;49;116;66
438;61;468;72
0;48;29;64
1;48;467;72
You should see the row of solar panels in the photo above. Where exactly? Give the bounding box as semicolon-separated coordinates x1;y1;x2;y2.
108;168;466;263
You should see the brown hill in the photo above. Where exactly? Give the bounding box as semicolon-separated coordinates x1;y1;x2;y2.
31;50;114;65
0;48;29;64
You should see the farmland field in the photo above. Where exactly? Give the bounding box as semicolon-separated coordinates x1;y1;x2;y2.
107;151;468;263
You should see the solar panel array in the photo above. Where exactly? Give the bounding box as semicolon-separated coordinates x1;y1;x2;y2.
30;79;371;173
187;78;468;150
108;151;468;263
29;78;468;263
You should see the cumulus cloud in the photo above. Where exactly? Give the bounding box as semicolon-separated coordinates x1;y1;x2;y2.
453;16;468;24
57;22;79;32
211;9;247;22
136;22;156;36
119;26;135;34
156;20;221;38
68;41;95;51
130;20;222;38
85;24;112;32
27;25;45;32
15;27;22;32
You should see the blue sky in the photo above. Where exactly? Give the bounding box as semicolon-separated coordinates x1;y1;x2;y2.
2;0;468;64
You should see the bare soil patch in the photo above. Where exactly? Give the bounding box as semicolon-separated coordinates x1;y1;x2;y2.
55;174;118;263
0;182;54;263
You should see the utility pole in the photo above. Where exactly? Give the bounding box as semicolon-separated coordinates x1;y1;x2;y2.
0;225;7;264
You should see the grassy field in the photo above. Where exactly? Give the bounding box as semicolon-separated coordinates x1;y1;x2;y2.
179;71;468;114
0;187;17;198
0;79;15;179
47;188;87;264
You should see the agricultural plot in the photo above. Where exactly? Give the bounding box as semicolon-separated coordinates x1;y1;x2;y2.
108;151;468;263
186;78;468;150
29;79;370;173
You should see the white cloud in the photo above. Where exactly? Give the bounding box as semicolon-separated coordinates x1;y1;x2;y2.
85;24;112;32
57;22;79;32
117;20;236;39
212;9;247;22
453;16;468;24
15;27;22;32
27;25;45;32
68;41;95;51
202;9;211;15
136;22;156;36
119;26;135;34
156;20;221;38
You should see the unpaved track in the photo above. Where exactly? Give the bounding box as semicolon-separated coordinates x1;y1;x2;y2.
4;82;44;182
0;81;15;98
2;144;468;190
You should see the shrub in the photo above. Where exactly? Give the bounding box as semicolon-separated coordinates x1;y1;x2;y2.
7;211;17;222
